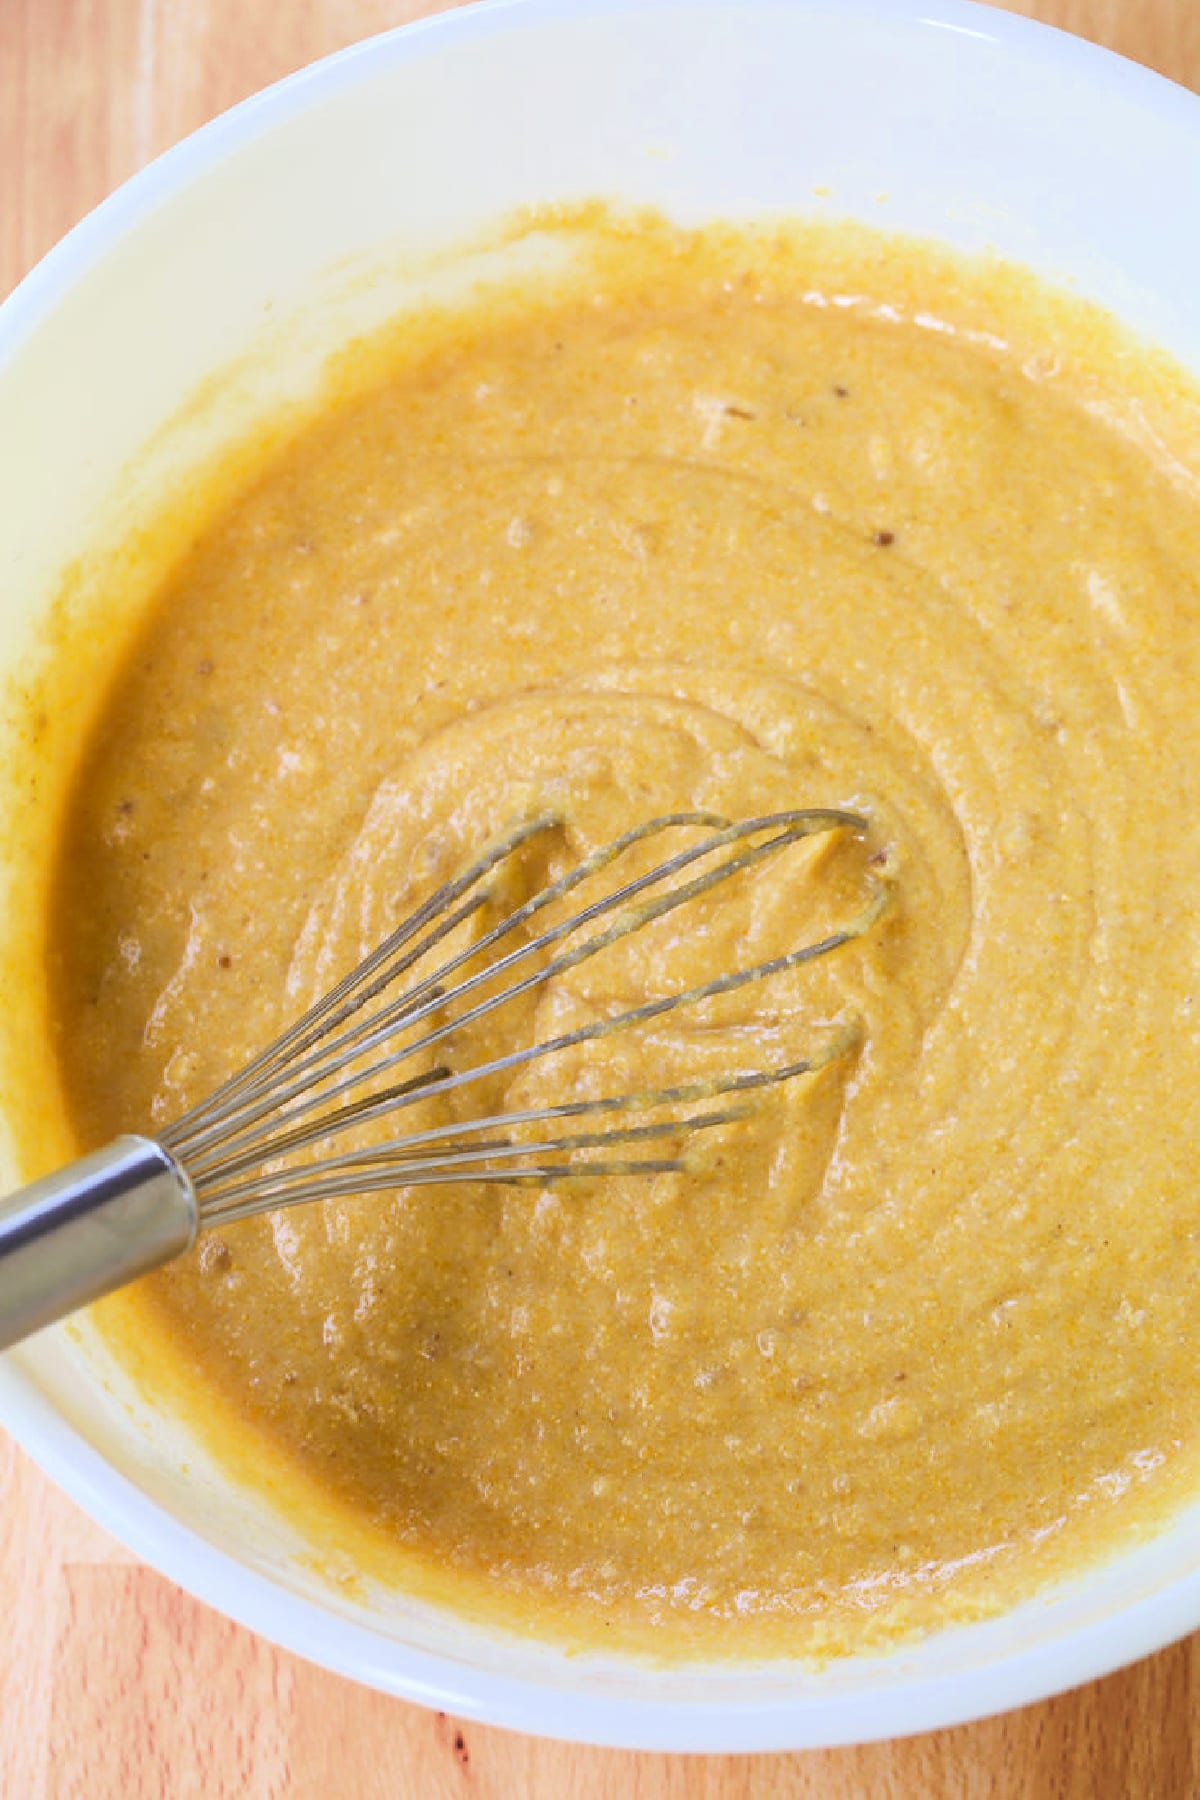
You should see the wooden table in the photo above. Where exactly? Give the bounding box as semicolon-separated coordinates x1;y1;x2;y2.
2;2;1199;1792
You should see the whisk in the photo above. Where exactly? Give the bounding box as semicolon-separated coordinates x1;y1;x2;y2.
0;807;890;1350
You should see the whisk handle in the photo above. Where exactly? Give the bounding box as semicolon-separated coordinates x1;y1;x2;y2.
0;1136;196;1352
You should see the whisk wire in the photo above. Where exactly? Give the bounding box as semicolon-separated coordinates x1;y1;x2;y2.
168;809;736;1159
199;1027;860;1205
162;811;558;1140
168;809;865;1176
197;1107;751;1222
158;808;890;1214
188;882;880;1191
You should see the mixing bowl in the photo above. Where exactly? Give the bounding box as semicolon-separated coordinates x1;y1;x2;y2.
1;0;1199;1752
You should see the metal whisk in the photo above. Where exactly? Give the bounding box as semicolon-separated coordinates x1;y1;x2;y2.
0;808;890;1350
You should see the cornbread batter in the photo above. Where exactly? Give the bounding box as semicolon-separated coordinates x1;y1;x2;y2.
45;214;1200;1656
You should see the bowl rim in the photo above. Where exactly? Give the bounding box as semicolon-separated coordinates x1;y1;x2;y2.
2;0;1199;1753
2;0;1199;379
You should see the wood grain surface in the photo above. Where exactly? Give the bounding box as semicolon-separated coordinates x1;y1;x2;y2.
2;3;1199;1794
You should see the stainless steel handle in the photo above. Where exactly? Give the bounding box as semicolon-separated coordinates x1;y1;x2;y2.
0;1135;197;1351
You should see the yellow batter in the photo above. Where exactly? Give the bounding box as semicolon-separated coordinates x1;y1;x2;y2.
43;213;1200;1658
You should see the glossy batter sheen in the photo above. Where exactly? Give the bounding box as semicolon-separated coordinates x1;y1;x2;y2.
47;216;1200;1657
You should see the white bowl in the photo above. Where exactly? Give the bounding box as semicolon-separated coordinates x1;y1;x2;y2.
1;0;1199;1753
